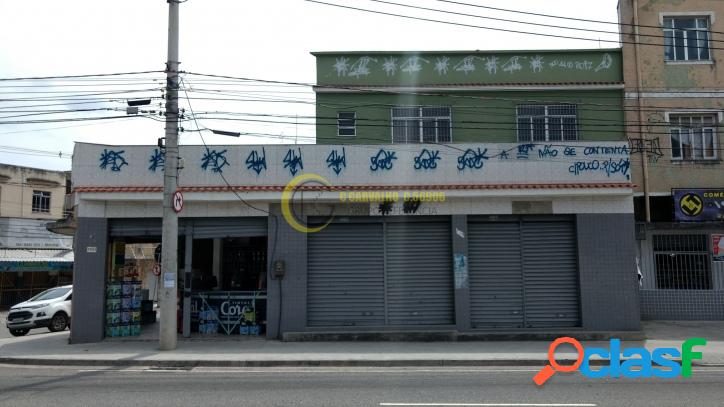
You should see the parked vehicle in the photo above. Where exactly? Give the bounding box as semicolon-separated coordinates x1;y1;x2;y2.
5;285;72;337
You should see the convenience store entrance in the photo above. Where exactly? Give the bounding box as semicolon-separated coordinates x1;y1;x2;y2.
105;217;269;340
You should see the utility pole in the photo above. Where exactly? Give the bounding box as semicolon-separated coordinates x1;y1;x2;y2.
160;0;180;350
632;0;651;223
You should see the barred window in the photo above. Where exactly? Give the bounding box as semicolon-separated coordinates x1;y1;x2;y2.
664;17;711;62
337;112;356;136
669;115;718;160
32;190;51;213
653;234;711;290
391;106;451;143
517;104;578;142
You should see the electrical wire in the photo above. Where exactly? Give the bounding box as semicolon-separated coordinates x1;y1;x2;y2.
304;0;719;51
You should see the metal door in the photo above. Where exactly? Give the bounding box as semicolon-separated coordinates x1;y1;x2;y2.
468;221;524;328
468;217;580;329
307;222;385;327
385;221;454;325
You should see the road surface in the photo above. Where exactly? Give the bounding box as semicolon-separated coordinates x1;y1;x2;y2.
0;365;722;406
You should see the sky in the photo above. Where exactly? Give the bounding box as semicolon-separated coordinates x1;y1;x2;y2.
0;0;620;171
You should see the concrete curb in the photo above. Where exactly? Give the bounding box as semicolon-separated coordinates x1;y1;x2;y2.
1;357;720;368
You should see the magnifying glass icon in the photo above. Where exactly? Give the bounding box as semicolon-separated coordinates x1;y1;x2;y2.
533;337;584;386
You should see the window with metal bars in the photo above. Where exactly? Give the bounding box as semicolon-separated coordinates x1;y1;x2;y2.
669;115;718;160
391;106;452;143
653;234;711;290
516;104;578;142
337;112;356;136
664;17;711;62
31;190;51;213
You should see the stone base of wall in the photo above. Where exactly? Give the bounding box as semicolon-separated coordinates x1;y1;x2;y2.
641;290;724;320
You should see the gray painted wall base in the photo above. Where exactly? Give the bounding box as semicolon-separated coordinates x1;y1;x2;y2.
70;218;108;344
641;290;724;320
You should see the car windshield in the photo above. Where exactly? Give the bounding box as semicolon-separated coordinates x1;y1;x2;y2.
28;287;71;302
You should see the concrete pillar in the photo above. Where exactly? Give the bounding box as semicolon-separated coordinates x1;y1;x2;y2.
212;238;222;290
70;218;108;344
451;215;471;332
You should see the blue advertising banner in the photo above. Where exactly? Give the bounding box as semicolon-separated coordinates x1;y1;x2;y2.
673;189;724;222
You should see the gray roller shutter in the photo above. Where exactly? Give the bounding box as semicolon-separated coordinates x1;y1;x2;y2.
190;217;267;238
109;218;162;237
307;223;385;327
522;220;579;328
468;217;580;329
468;222;524;329
385;221;454;325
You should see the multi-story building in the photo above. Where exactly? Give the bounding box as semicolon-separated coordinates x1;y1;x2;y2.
0;164;73;309
619;0;724;320
69;48;641;343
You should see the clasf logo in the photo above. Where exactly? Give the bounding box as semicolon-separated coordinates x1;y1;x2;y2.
533;337;707;385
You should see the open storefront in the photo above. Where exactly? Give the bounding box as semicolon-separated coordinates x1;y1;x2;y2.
105;218;268;339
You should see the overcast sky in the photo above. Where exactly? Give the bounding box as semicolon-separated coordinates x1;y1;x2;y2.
0;0;619;171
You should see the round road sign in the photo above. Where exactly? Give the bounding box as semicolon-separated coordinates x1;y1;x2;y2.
172;190;184;213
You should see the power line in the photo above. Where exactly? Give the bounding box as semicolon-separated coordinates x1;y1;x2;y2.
362;0;708;44
0;70;164;82
431;0;724;36
304;0;719;51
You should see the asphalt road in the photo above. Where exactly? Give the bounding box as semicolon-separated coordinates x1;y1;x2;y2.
0;365;723;407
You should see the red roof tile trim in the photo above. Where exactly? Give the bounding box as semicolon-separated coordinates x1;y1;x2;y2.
74;183;634;193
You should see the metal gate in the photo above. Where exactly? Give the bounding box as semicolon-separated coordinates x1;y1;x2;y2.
307;222;386;327
307;218;454;327
108;218;267;238
468;217;580;329
385;221;455;325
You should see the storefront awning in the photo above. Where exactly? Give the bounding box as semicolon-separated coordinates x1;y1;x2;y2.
0;249;74;272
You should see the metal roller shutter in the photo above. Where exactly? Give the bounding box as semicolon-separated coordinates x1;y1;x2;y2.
307;223;385;327
190;217;267;238
468;217;580;329
521;220;580;328
109;218;162;237
385;221;454;325
468;222;524;329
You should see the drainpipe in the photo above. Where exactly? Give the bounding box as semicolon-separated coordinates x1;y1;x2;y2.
633;0;652;222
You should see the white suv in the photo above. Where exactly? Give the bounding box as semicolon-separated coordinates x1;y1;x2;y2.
5;285;72;337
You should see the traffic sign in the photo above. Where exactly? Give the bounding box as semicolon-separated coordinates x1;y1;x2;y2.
172;190;184;213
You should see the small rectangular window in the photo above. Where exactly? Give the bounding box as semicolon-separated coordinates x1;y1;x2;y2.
337;112;356;136
32;190;51;213
516;104;578;142
663;16;711;61
669;114;718;160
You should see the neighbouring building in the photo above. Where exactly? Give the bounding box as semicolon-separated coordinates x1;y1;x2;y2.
619;0;724;320
70;48;641;344
0;164;73;309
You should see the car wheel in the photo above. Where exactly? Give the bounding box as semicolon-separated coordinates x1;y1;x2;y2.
48;313;68;332
9;328;29;337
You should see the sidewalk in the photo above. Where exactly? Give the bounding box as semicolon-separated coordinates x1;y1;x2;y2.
0;321;722;368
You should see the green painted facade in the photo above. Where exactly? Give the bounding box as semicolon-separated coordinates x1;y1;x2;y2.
313;49;625;144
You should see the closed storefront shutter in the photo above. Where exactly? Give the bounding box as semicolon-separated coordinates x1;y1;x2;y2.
191;218;267;238
521;220;579;328
468;221;524;329
385;221;454;325
468;217;580;329
109;219;162;237
307;223;385;327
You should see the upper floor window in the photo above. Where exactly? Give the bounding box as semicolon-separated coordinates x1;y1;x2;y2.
32;190;51;213
392;106;451;143
663;17;711;61
517;104;578;142
337;112;356;136
669;115;718;160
